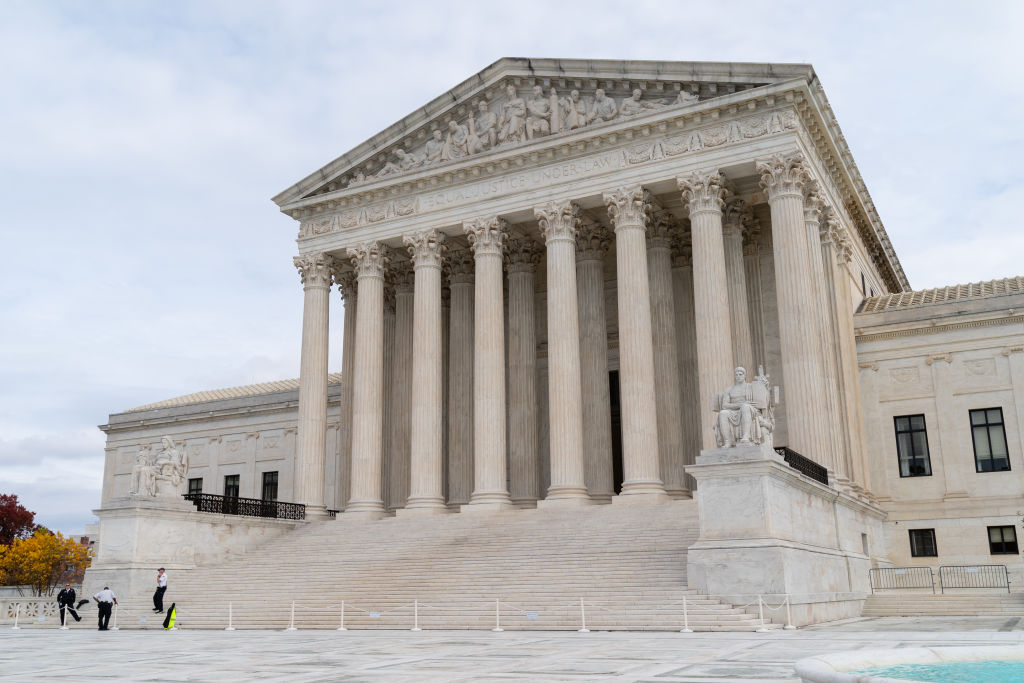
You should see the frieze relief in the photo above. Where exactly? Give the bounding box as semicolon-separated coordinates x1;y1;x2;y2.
298;109;798;240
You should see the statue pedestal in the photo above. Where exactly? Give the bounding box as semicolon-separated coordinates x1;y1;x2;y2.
685;446;887;626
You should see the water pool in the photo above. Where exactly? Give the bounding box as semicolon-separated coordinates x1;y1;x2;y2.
854;659;1024;682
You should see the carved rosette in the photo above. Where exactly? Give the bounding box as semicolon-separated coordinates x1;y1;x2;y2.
504;235;542;273
463;217;508;257
670;226;693;268
603;186;653;232
803;179;824;224
756;152;809;199
647;210;676;250
404;228;447;271
347;241;391;280
534;200;582;245
677;170;729;216
293;252;335;289
576;221;612;262
446;247;475;284
335;269;358;299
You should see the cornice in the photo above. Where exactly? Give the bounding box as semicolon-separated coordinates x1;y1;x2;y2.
855;312;1024;343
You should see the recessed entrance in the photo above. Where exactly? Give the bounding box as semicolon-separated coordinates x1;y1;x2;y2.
609;370;624;494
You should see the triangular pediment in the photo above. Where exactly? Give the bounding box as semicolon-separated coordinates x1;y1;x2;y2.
272;58;814;209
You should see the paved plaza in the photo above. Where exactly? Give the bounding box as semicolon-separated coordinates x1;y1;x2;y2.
2;618;1024;681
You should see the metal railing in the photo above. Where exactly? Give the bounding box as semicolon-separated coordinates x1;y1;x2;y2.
774;447;829;486
939;565;1010;593
183;493;305;520
868;566;935;593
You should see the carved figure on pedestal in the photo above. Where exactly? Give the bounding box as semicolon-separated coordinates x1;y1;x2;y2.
586;89;618;124
560;89;586;131
711;366;777;448
424;129;446;163
467;100;498;154
130;445;156;497
443;120;470;160
498;84;527;144
525;85;552;140
131;436;189;498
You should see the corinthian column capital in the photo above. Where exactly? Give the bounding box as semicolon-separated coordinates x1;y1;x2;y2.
723;197;747;231
603;186;653;231
445;247;475;284
671;227;693;268
347;241;391;279
576;221;612;262
803;179;824;223
335;269;357;299
293;252;335;289
756;152;810;198
534;200;582;244
404;228;447;270
463;217;508;256
677;169;729;216
505;235;542;273
648;210;676;249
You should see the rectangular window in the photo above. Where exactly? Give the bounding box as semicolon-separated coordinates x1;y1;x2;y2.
895;414;932;477
988;526;1018;555
909;528;937;557
224;474;240;498
187;478;203;495
971;408;1010;472
261;471;279;502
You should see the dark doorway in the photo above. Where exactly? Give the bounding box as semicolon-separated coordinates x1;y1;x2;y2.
609;370;624;494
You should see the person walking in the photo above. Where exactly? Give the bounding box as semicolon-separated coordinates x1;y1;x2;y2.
93;586;117;631
57;583;82;625
153;568;168;614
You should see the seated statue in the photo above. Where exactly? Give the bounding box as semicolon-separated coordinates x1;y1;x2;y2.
711;366;777;448
149;436;189;496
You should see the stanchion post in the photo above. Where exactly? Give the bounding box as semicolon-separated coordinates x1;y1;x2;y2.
783;594;796;630
577;598;590;633
12;603;20;630
411;598;421;631
286;600;297;631
225;602;235;631
680;595;693;633
59;606;69;630
337;600;347;631
755;595;770;633
492;597;503;632
111;603;120;631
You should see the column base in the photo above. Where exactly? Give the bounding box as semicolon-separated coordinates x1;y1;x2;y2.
536;496;593;509
462;492;515;514
303;505;333;520
537;486;592;508
612;481;670;505
395;498;451;517
665;487;692;500
341;500;387;520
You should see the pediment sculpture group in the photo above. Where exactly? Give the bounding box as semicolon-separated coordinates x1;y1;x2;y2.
710;365;778;450
362;85;701;184
130;436;189;498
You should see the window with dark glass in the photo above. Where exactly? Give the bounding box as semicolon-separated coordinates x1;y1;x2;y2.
224;474;240;498
895;414;932;477
971;408;1010;472
187;478;202;495
261;471;279;502
909;528;937;557
988;526;1018;555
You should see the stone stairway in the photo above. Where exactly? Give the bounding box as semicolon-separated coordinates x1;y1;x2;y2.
862;592;1024;617
152;500;774;631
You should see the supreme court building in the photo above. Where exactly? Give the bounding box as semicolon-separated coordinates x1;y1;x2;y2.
85;59;1024;627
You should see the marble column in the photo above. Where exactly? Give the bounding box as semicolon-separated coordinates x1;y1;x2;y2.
505;235;541;507
757;152;829;461
535;200;590;506
603;187;668;502
389;263;414;509
647;211;687;499
464;217;513;511
743;218;767;369
400;229;449;515
293;252;334;518
446;249;475;506
671;232;699;494
381;285;396;509
336;271;358;511
723;198;754;373
345;242;390;517
576;222;615;503
678;170;734;451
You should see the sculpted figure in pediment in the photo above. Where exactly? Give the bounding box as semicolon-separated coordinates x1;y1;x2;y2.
443;119;470;160
619;88;668;118
376;148;425;177
586;88;618;124
559;89;587;131
526;85;552;140
424;129;445;164
468;100;498;154
675;89;699;105
498;84;527;144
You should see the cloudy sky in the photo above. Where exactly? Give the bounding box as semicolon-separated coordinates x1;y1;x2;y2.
1;1;1022;534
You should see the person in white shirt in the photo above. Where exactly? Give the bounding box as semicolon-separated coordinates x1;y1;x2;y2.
153;568;168;614
92;587;117;631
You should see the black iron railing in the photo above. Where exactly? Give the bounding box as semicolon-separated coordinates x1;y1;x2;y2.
869;566;935;593
939;565;1010;593
183;493;305;520
774;447;829;486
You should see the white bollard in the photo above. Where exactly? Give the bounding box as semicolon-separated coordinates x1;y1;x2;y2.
755;595;770;633
680;595;693;633
411;599;421;631
225;602;235;631
337;600;347;631
59;606;70;630
577;598;590;633
286;601;297;631
784;594;796;630
492;598;503;632
12;603;20;629
111;603;120;631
